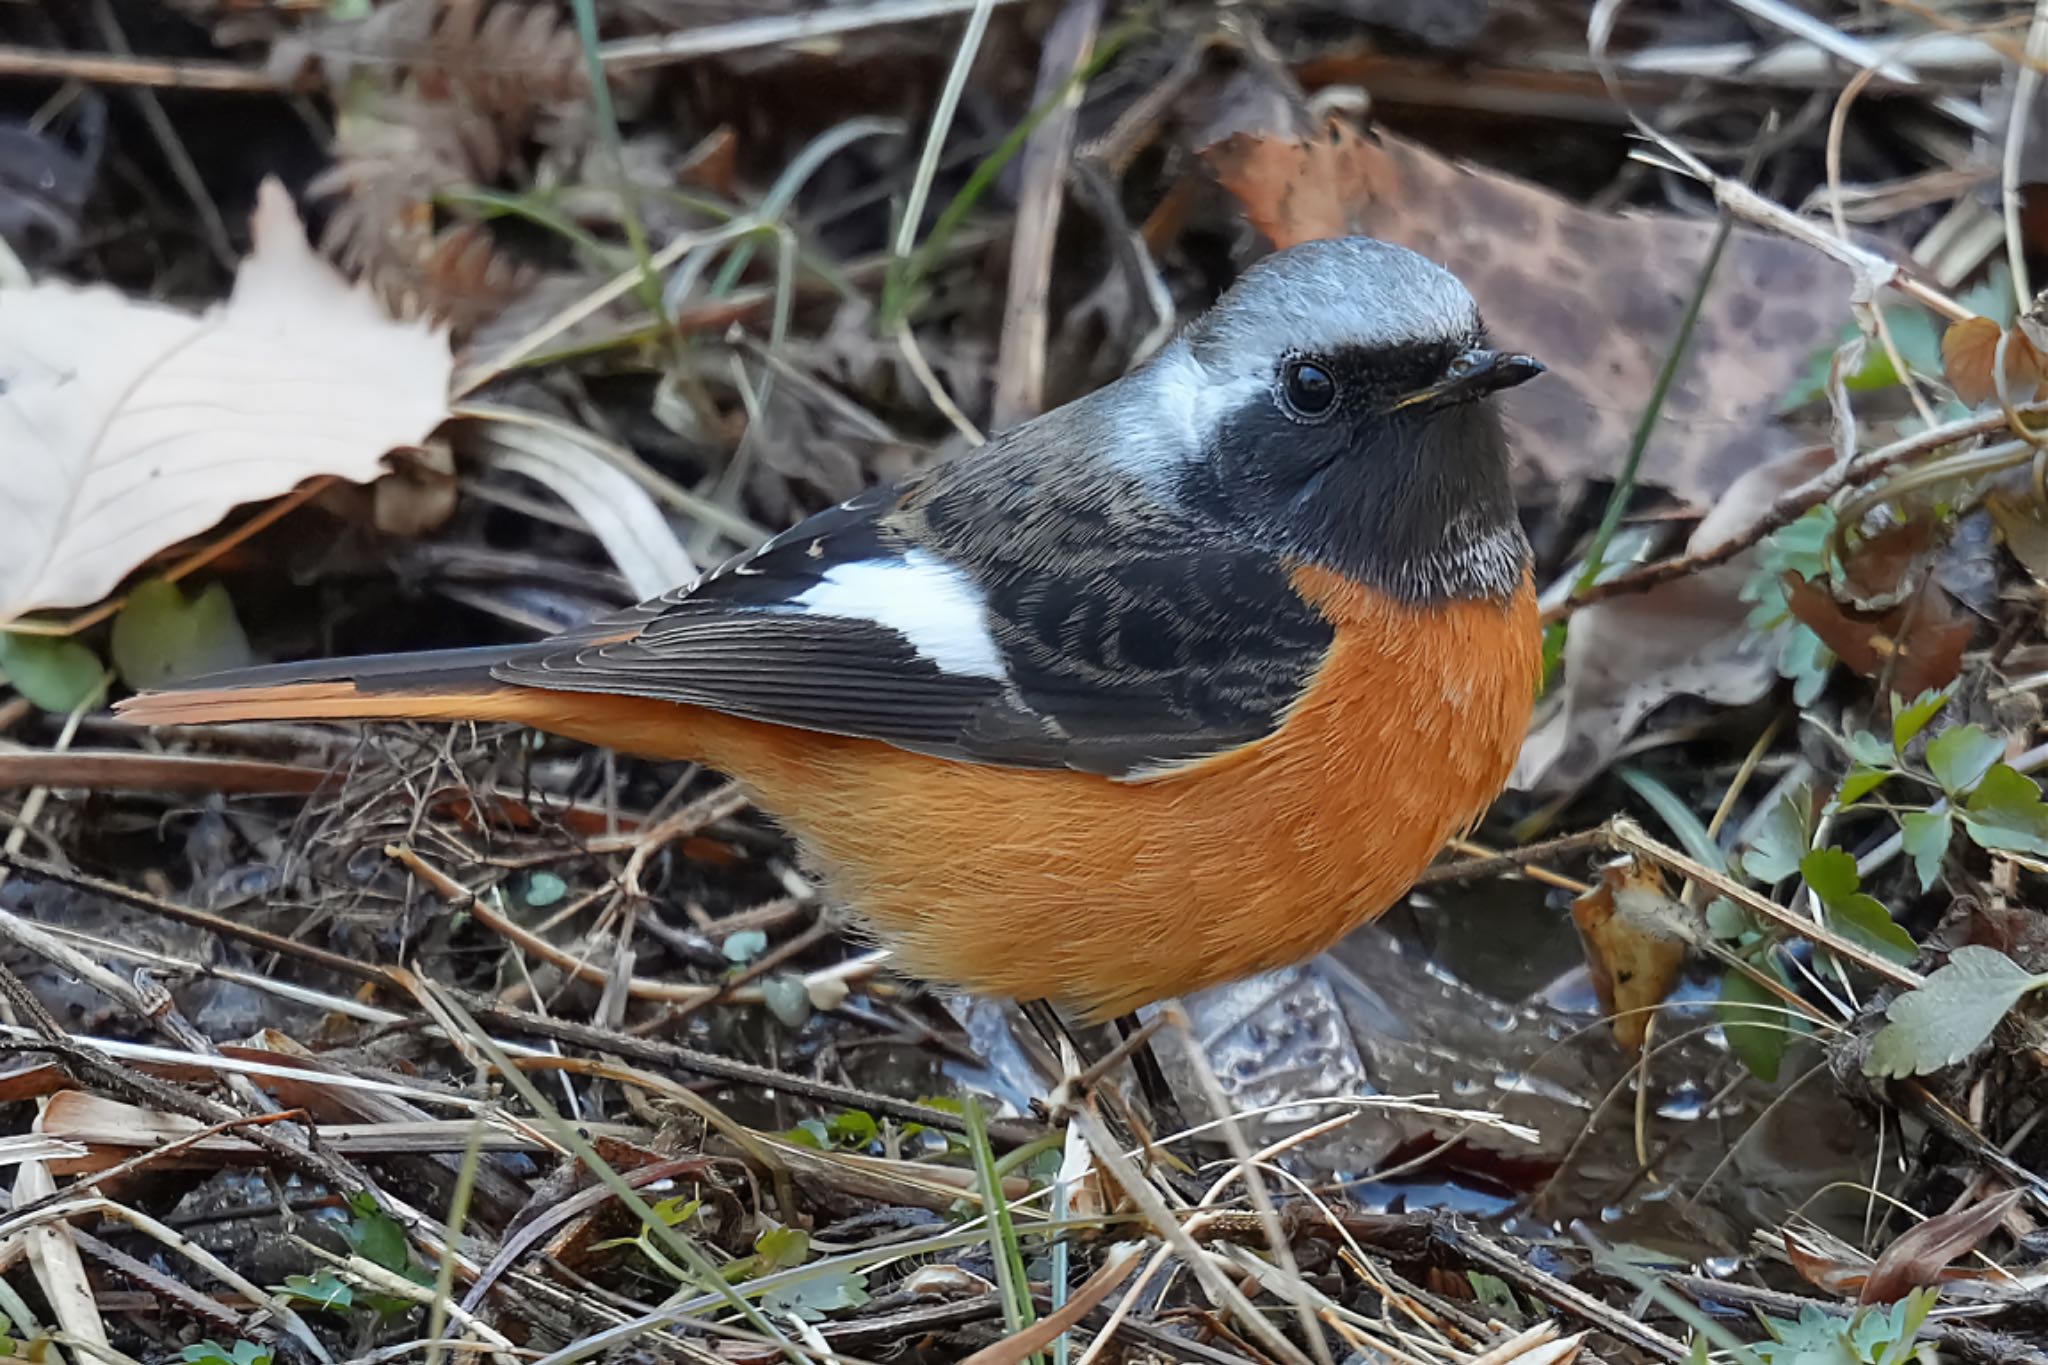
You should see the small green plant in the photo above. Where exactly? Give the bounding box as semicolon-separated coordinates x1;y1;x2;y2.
784;1109;879;1151
336;1192;432;1316
181;1341;272;1365
1741;504;1840;705
1750;1288;1940;1364
721;929;769;965
589;1192;702;1270
0;630;105;713
1867;945;2048;1078
274;1270;354;1315
1712;683;2048;1081
1832;690;2048;882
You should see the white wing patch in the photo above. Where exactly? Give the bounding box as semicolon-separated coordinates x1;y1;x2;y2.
790;550;1007;680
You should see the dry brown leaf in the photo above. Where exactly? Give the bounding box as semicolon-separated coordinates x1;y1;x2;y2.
1201;116;1852;505
678;125;740;198
1569;855;1686;1051
1942;315;2047;407
374;441;461;538
1781;520;1977;702
0;177;452;624
1202;119;1387;248
1986;486;2048;586
1515;444;1835;793
1783;1226;1873;1297
1859;1188;2022;1304
1943;315;2005;407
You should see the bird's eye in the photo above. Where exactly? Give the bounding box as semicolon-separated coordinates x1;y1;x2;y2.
1281;359;1337;418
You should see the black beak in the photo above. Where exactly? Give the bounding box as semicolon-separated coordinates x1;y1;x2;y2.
1443;348;1545;400
1390;348;1545;412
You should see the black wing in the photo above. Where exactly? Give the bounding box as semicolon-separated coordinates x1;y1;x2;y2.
494;435;1336;779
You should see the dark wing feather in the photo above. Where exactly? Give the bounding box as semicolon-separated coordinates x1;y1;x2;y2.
494;427;1337;778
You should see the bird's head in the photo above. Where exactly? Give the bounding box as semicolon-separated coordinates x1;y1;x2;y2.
1144;236;1542;605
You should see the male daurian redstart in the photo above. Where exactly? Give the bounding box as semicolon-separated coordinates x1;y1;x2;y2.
120;237;1546;1020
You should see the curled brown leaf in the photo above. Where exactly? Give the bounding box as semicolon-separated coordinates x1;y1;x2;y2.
1859;1188;2023;1304
1943;315;2047;407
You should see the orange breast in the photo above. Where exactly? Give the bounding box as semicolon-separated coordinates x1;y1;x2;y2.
573;568;1540;1020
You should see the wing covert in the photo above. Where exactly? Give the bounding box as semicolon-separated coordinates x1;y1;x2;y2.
493;446;1337;777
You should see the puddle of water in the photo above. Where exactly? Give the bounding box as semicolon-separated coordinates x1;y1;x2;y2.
1149;877;1880;1257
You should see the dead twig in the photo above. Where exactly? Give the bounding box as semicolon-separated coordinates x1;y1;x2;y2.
1547;399;2048;623
991;0;1104;429
0;44;284;92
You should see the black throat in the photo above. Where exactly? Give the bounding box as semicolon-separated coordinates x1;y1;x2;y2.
1178;392;1530;606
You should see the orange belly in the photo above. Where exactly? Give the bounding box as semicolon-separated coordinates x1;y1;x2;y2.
523;568;1541;1019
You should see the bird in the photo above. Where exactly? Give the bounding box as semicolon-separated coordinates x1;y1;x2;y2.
119;236;1546;1022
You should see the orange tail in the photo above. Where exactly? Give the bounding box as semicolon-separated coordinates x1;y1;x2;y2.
116;646;728;765
114;646;523;728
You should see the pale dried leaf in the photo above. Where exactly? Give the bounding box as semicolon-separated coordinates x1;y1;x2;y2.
1569;855;1686;1050
468;409;696;599
0;178;451;623
10;1154;108;1351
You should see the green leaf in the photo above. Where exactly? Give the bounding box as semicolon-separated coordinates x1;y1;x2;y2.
651;1195;701;1227
1899;810;1951;892
276;1270;354;1313
1876;1289;1940;1365
1704;896;1752;940
1925;724;2006;795
1836;764;1891;808
784;1118;829;1149
0;632;105;713
1801;848;1917;965
1758;505;1839;581
1618;767;1723;871
181;1343;270;1365
1465;1272;1519;1319
722;929;768;964
1780;624;1836;707
1755;1304;1860;1362
753;1224;809;1272
1866;945;2048;1078
1891;689;1951;754
1742;792;1809;884
758;972;811;1029
342;1192;413;1275
1540;621;1567;694
1828;894;1920;965
108;579;251;690
1719;967;1790;1083
1960;763;2048;855
1799;847;1861;905
763;1265;871;1321
825;1110;879;1149
1744;508;1839;633
1845;728;1895;769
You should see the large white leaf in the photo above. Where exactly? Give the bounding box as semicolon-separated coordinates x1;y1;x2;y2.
0;177;452;624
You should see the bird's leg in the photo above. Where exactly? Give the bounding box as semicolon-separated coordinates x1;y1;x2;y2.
1016;1001;1187;1138
1113;1011;1180;1124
